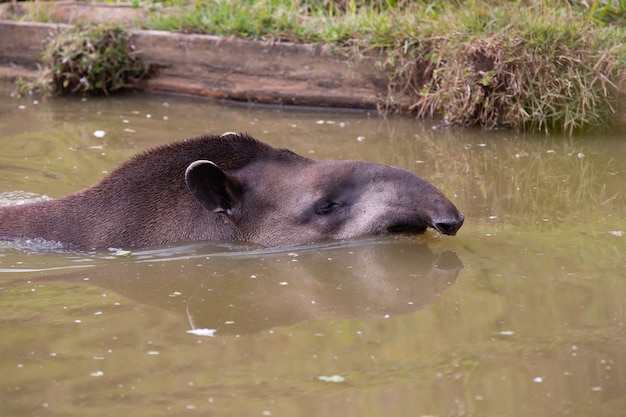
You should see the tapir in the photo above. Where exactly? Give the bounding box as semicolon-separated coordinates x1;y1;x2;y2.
0;133;463;248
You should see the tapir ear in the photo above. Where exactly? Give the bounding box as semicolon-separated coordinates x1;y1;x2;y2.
185;160;240;214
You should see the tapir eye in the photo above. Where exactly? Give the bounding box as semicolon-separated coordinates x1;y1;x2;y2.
315;199;339;215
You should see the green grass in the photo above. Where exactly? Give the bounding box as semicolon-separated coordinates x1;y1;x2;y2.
139;0;399;45
6;0;626;134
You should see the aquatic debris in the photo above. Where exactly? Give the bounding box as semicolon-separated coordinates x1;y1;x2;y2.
608;230;623;237
186;328;217;337
69;145;104;151
317;375;345;383
93;130;106;138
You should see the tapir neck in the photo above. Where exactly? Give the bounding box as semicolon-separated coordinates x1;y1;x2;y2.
0;198;87;246
0;190;242;248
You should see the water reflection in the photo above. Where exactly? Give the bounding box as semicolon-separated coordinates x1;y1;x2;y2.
10;238;462;335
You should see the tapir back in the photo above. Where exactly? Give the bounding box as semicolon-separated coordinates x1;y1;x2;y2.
0;134;285;247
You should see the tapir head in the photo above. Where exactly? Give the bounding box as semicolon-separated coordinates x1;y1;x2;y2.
185;142;464;247
0;133;462;248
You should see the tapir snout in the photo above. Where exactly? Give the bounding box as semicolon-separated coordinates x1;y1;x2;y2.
363;163;464;238
433;213;465;236
385;206;464;236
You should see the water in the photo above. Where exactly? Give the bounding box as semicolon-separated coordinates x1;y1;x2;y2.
1;82;625;417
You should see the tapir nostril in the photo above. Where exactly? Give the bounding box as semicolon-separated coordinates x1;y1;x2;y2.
435;213;464;236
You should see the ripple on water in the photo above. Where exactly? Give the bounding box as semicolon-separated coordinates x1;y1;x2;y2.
0;190;51;206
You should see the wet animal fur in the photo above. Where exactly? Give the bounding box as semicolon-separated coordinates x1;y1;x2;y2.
0;133;463;248
0;134;292;247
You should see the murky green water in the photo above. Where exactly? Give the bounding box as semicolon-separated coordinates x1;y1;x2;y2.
1;81;625;417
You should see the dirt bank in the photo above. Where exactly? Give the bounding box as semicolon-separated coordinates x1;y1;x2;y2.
0;2;388;109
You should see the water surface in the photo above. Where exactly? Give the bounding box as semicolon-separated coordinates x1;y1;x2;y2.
1;82;625;417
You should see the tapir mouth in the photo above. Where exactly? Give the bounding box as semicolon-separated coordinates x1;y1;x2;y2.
386;224;428;235
386;213;464;236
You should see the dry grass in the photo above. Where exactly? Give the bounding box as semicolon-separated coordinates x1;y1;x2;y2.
385;3;626;134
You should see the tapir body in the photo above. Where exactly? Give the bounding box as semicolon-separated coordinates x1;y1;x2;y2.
0;133;463;248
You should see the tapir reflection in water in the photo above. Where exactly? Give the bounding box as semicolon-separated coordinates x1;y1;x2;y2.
15;240;464;335
0;133;463;248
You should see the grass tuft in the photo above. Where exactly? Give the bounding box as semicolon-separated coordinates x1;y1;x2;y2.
18;23;150;96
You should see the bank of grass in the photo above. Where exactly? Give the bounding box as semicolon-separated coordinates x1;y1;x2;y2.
386;4;626;134
8;0;626;133
141;0;626;134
